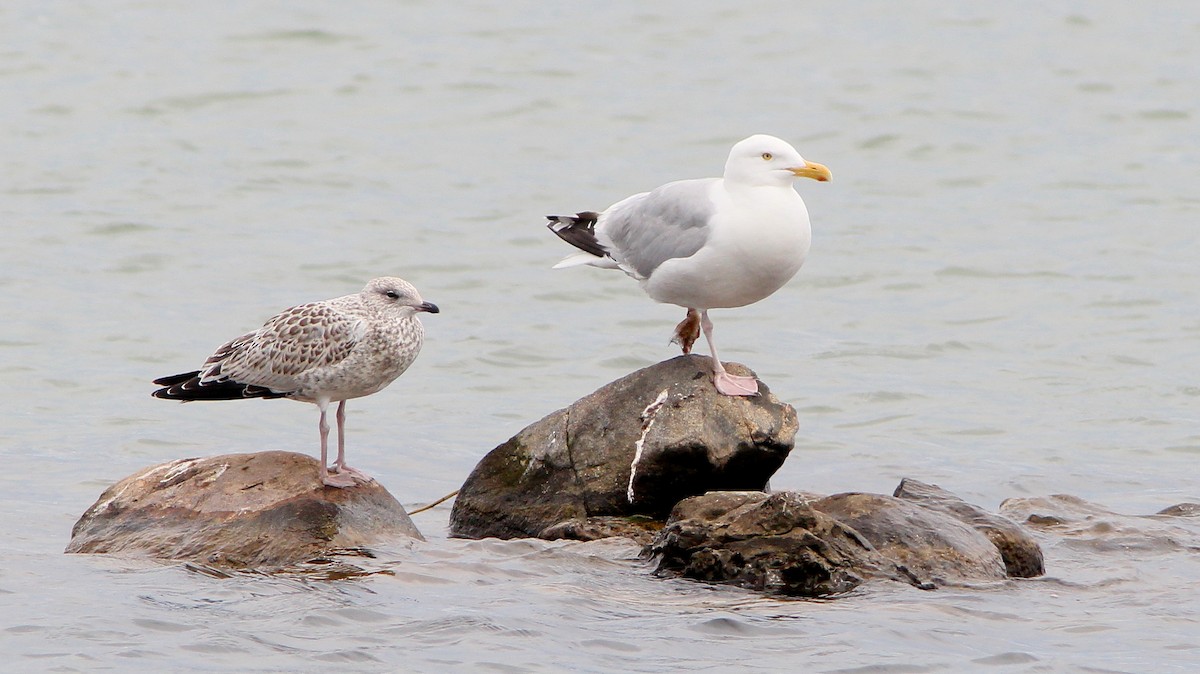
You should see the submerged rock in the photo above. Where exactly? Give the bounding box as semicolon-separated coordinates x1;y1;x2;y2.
538;516;664;545
810;492;1007;585
66;451;423;569
648;482;1046;597
647;491;892;596
449;355;797;540
893;478;1044;577
1000;493;1200;553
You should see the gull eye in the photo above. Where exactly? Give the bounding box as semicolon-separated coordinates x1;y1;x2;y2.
761;152;773;161
385;290;400;299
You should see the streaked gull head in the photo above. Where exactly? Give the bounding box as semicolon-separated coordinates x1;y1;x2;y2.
362;277;440;316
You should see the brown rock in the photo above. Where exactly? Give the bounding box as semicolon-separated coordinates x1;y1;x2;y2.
449;355;797;540
538;516;664;545
1157;502;1200;517
648;487;1037;596
646;491;895;596
812;492;1008;584
892;478;1044;578
66;451;423;569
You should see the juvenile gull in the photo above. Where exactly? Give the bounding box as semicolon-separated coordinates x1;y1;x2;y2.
152;277;439;488
547;134;830;396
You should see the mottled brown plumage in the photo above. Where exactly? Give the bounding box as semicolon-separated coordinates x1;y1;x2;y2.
153;277;439;487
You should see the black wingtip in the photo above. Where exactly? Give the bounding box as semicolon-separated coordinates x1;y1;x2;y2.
153;371;199;387
151;372;288;401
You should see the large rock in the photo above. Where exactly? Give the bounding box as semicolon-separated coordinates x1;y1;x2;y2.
66;451;423;569
893;478;1044;577
450;355;798;540
648;483;1046;596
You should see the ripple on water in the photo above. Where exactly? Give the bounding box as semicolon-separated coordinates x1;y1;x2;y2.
87;222;157;236
5;2;1200;672
970;651;1039;666
127;90;297;116
227;30;360;44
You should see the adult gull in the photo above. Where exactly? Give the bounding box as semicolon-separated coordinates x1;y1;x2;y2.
547;134;830;396
152;277;439;488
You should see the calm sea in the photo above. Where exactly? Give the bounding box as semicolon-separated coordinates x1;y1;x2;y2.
2;1;1198;671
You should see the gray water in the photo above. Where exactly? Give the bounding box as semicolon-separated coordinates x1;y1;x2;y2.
3;1;1199;671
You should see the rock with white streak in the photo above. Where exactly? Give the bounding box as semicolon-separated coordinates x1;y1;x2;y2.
66;450;423;569
448;355;798;540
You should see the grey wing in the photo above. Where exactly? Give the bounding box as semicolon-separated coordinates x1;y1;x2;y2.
598;178;716;280
199;302;366;393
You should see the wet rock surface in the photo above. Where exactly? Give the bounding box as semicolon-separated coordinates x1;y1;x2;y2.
66;451;423;569
810;492;1008;585
445;358;1047;597
1000;493;1200;553
894;478;1044;577
449;355;798;540
647;491;893;596
538;516;664;545
647;484;1047;597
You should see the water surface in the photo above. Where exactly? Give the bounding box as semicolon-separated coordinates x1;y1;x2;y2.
2;1;1198;671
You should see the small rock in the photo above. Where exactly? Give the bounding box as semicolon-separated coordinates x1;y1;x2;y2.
893;478;1045;578
1156;502;1200;517
66;451;423;569
538;516;663;545
450;355;797;539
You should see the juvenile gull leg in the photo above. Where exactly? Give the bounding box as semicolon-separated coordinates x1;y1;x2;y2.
671;308;701;354
701;310;759;397
331;400;372;483
318;399;356;488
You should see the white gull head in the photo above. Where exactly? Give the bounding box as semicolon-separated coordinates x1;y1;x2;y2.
723;134;832;188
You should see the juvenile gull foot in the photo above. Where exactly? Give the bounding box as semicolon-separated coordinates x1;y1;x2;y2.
332;463;374;483
322;471;358;489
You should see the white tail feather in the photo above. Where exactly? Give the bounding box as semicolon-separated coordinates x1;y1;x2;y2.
552;253;619;270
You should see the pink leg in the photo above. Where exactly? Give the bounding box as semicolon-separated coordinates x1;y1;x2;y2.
317;399;355;488
700;310;759;396
331;400;372;484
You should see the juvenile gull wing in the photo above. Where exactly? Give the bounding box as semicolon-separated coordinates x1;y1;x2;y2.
197;300;368;395
600;178;715;280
